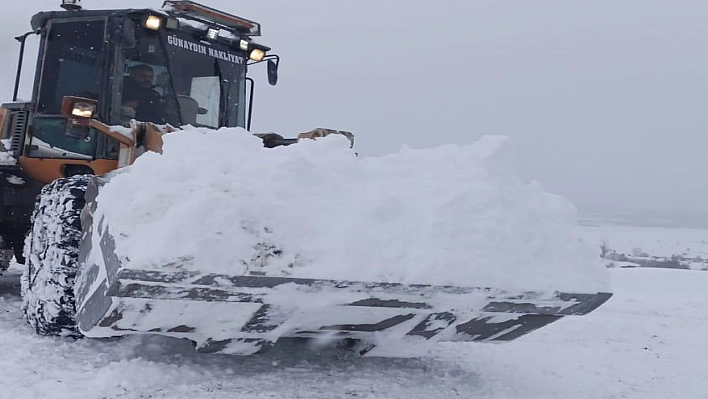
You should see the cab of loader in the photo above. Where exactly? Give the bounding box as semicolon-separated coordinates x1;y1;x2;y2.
2;1;277;181
0;1;278;266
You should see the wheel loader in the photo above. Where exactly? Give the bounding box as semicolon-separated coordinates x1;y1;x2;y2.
0;0;612;356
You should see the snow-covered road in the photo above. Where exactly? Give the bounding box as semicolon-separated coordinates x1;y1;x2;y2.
0;267;476;399
2;266;707;399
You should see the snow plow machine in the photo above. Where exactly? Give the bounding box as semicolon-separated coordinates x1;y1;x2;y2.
0;0;611;356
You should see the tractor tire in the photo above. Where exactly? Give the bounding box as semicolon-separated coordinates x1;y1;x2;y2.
0;248;13;275
21;175;90;338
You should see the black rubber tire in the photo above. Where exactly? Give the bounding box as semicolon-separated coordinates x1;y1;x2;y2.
0;249;13;275
21;175;90;338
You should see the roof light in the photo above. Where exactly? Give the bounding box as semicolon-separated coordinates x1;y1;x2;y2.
61;0;82;11
206;27;219;40
242;41;271;61
162;1;262;36
249;48;265;62
145;15;163;30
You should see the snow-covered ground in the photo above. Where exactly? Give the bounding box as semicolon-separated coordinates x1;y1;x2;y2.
2;263;707;398
579;224;708;260
578;224;708;270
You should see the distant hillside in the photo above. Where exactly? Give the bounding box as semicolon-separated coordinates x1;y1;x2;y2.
579;209;708;229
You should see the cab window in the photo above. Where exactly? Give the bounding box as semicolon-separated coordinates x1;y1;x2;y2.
37;19;106;115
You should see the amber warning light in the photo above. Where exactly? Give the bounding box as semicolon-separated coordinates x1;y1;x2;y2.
162;1;261;36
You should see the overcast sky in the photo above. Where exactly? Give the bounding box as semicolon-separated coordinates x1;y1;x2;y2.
2;0;707;215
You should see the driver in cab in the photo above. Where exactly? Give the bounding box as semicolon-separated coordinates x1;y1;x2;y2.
122;64;165;124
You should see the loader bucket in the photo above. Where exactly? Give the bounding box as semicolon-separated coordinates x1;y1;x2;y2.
75;179;612;356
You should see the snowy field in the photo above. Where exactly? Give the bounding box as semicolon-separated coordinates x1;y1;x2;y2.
579;224;708;260
578;224;708;270
2;260;707;399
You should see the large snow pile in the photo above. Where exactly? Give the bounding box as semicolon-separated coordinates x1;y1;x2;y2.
92;127;608;293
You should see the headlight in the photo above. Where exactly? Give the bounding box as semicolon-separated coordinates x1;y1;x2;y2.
249;48;265;62
145;15;163;30
61;96;98;119
206;28;220;40
71;102;96;118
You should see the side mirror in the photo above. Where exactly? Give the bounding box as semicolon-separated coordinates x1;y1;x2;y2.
267;59;278;86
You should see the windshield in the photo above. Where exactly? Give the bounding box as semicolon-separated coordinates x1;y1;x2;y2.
37;19;106;114
29;18;118;160
163;32;247;128
117;25;247;128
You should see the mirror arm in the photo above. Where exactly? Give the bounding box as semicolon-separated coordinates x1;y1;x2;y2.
246;54;279;67
247;54;279;86
13;30;38;102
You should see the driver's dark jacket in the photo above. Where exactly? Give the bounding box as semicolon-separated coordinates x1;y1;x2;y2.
122;79;165;124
